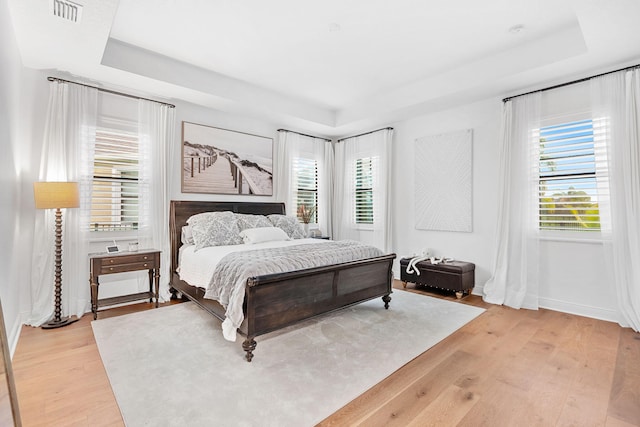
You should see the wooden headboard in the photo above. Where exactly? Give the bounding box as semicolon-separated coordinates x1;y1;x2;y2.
169;200;286;275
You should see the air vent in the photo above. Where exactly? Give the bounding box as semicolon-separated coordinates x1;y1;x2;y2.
50;0;83;23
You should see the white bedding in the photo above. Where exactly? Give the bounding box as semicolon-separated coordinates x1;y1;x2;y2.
178;238;329;290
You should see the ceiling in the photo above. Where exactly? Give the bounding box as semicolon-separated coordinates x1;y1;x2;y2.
7;0;640;137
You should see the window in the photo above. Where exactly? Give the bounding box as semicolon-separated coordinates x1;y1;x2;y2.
538;118;601;231
90;128;140;231
355;156;375;225
292;157;317;223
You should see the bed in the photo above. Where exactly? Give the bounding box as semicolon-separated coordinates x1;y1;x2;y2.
169;200;396;361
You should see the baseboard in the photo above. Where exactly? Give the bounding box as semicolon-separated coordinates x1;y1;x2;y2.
538;297;620;324
472;284;620;324
7;315;23;358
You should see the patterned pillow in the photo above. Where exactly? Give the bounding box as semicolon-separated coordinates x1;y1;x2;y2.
189;211;243;250
267;214;306;239
187;211;233;226
181;225;195;245
235;213;273;232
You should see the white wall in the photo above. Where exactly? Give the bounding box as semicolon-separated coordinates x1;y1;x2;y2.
389;96;618;322
390;98;501;290
0;0;48;354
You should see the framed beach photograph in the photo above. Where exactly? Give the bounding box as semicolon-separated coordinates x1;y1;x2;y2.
182;122;273;195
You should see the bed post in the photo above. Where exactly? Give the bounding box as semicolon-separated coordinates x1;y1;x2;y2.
242;337;257;362
382;294;391;309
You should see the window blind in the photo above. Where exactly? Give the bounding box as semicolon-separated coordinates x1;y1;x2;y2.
355;156;375;225
539;118;606;231
292;157;318;223
91;129;140;231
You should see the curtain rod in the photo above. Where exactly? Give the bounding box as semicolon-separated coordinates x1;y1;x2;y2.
502;63;640;103
277;128;331;142
47;76;176;108
337;126;393;142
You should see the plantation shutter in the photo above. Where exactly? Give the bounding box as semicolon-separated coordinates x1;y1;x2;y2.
355;156;376;225
538;118;606;231
91;129;141;231
292;157;318;223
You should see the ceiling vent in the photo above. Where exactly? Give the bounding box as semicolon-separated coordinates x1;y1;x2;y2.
50;0;83;23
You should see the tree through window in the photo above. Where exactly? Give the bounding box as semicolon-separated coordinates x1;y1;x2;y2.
539;119;601;231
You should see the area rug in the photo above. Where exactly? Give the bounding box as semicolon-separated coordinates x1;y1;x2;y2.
92;290;484;426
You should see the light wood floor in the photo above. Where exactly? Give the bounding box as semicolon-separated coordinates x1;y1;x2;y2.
11;282;640;427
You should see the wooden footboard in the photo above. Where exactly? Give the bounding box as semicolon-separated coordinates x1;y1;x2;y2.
169;200;396;361
242;254;395;360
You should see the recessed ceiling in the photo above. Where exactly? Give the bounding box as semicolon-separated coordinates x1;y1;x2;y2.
7;0;640;136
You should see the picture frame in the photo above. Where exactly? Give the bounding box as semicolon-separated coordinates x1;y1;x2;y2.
181;121;274;196
415;129;473;232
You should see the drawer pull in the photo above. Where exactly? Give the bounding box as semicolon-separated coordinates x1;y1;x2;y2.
143;256;148;260
143;264;148;267
109;267;114;271
109;259;115;264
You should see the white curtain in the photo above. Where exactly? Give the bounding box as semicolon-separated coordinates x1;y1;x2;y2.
592;69;640;331
275;130;334;235
333;128;393;253
27;81;97;325
483;93;541;309
137;100;176;302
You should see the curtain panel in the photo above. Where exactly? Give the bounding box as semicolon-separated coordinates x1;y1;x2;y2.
592;69;640;331
28;81;97;325
483;94;541;309
137;100;176;302
333;128;393;253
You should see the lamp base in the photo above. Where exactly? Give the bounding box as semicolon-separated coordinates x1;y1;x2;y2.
41;316;79;329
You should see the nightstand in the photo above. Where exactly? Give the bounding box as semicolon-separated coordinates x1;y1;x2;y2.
89;249;160;319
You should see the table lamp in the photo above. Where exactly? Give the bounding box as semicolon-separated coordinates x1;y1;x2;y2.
33;182;80;329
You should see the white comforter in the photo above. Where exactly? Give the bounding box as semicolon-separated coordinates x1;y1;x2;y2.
178;238;326;289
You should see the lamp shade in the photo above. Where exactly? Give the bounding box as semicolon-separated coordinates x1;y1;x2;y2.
33;182;80;209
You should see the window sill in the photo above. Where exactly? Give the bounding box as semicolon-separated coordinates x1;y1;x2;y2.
89;231;139;244
539;232;603;245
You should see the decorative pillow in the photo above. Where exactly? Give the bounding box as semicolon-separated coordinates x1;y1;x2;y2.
239;227;291;244
190;211;243;250
235;213;273;232
186;210;234;226
267;214;306;239
181;225;195;245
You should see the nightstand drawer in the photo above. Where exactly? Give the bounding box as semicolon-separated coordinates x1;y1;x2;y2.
103;253;156;265
100;261;155;274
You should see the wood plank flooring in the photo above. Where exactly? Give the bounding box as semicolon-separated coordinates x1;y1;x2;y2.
11;282;640;426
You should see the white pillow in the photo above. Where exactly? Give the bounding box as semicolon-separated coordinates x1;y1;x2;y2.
240;227;291;244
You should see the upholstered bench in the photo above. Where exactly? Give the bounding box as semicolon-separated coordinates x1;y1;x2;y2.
399;257;475;299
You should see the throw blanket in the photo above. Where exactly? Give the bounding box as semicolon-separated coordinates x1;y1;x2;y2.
204;240;384;341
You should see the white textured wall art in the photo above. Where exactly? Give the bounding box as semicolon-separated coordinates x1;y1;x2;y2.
415;129;473;232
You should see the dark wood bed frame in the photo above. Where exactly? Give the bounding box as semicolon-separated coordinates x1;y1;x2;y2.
169;200;396;361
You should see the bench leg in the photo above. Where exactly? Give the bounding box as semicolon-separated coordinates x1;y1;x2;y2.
402;281;407;288
455;291;463;299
